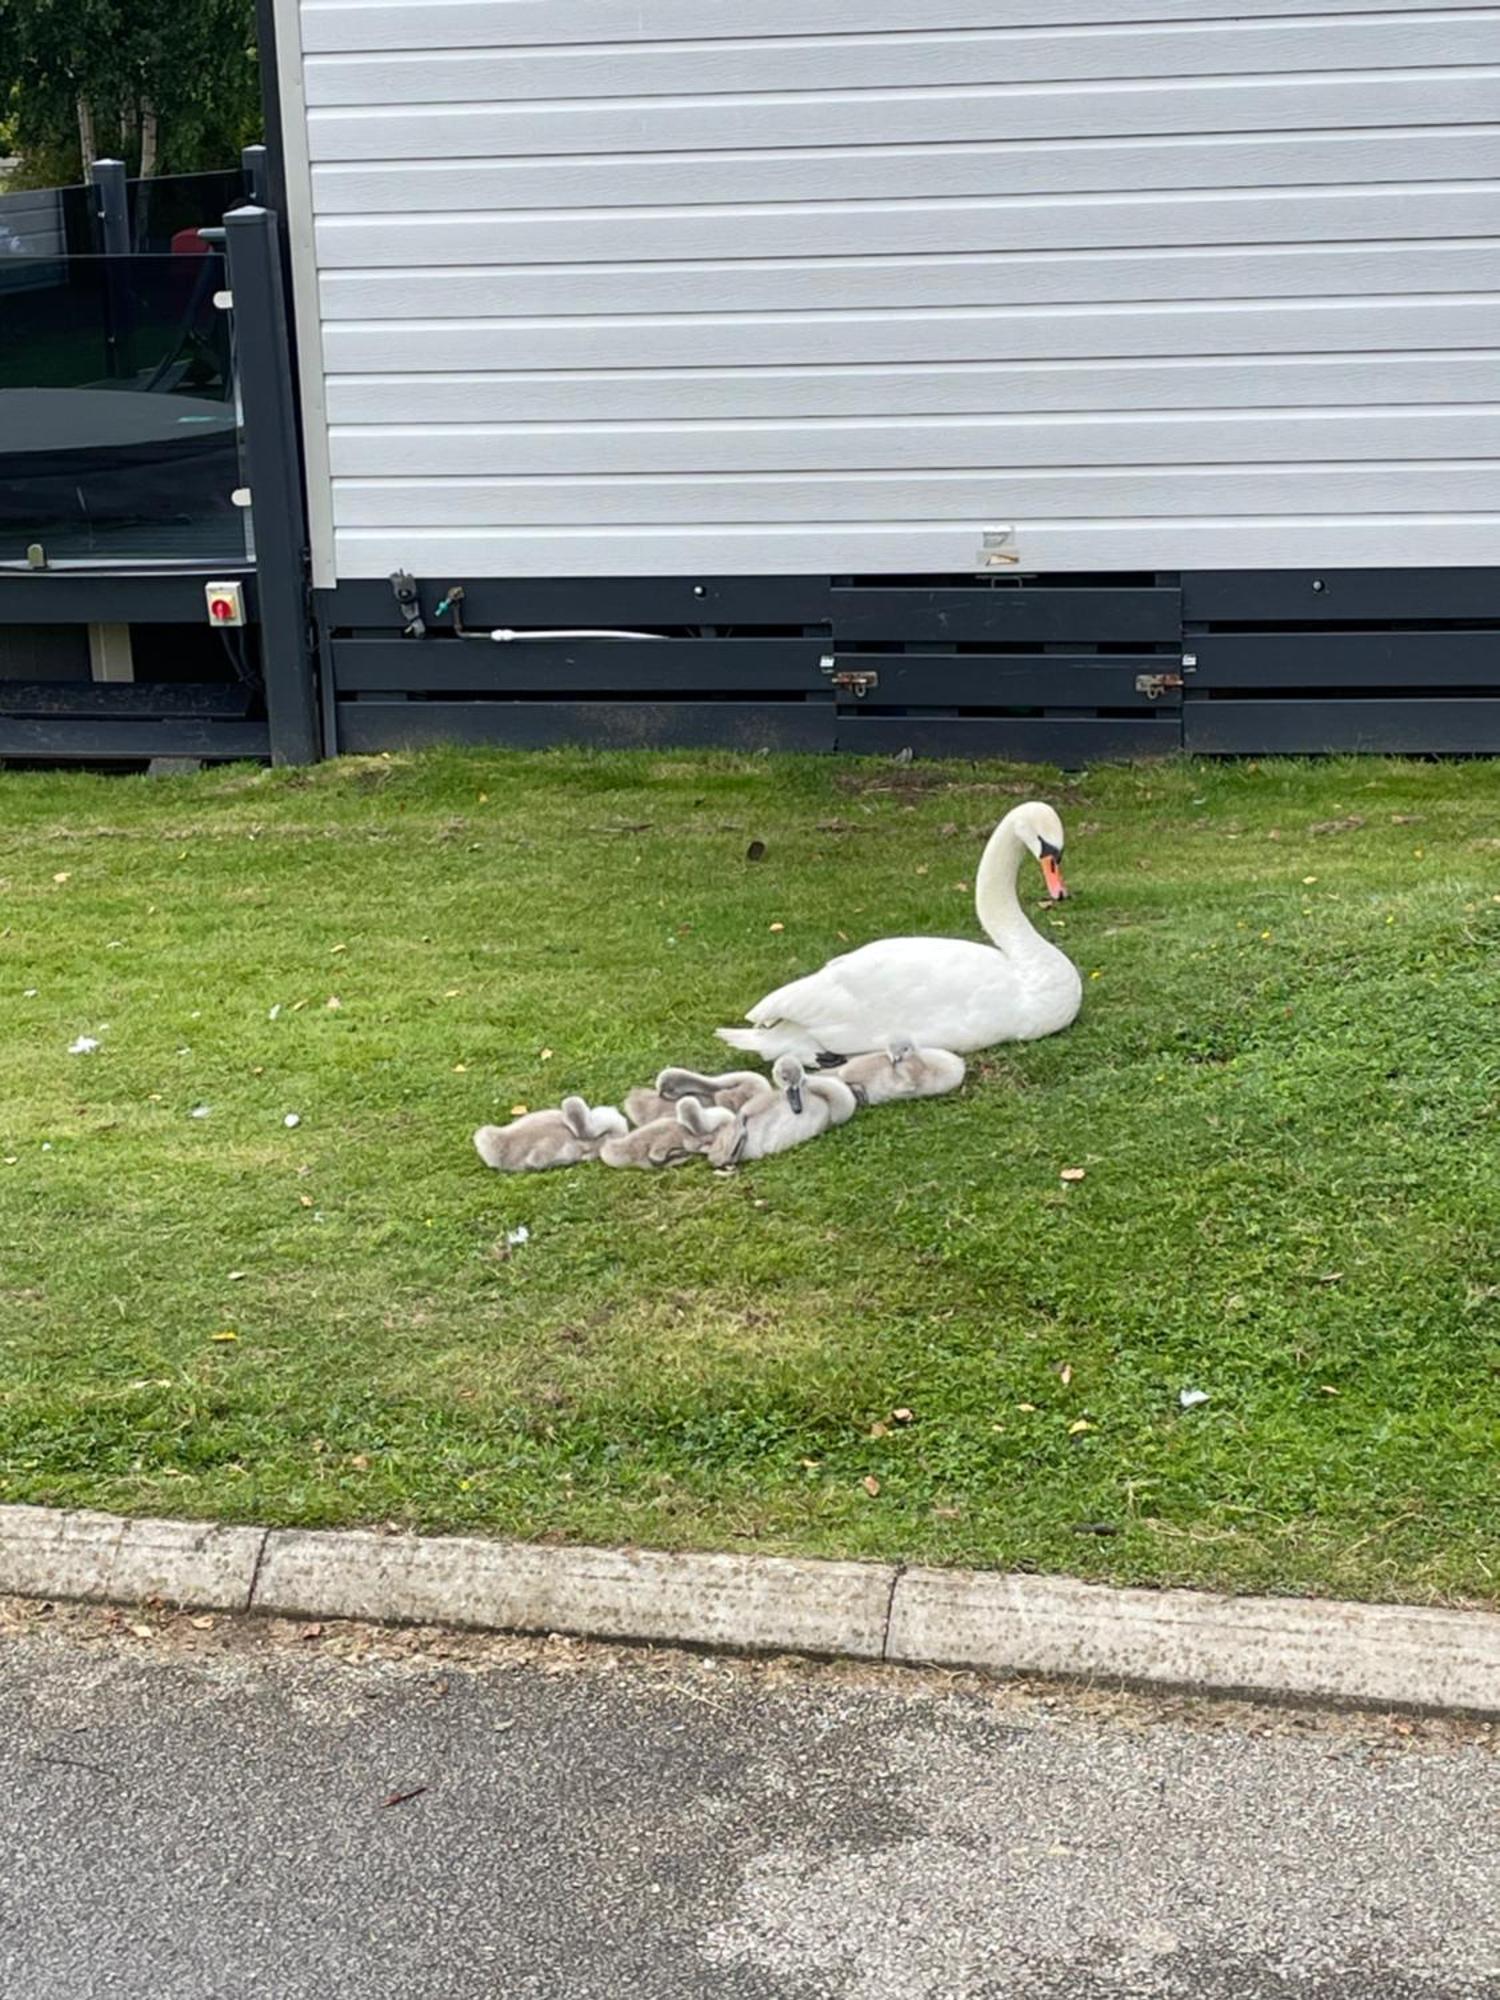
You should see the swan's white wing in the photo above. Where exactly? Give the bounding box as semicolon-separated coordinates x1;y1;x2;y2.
745;950;858;1026
747;937;1005;1052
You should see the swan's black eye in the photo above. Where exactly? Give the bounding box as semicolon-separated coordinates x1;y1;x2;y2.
1038;838;1062;860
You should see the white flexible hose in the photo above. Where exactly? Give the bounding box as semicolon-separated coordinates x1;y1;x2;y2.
489;627;661;643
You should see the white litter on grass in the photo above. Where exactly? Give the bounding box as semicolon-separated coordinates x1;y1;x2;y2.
283;1113;301;1129
268;1004;282;1022
190;1105;212;1120
67;1036;101;1055
1179;1388;1211;1410
506;1226;530;1248
23;988;38;998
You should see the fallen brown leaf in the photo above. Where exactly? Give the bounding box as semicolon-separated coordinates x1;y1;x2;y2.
1060;1167;1087;1183
862;1475;881;1498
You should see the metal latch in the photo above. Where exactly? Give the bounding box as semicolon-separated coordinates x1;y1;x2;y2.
389;570;426;639
1135;672;1184;701
975;526;1019;570
820;655;878;698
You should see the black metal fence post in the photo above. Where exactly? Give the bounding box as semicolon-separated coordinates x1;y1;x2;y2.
224;204;320;766
89;158;134;379
90;157;131;254
241;145;271;207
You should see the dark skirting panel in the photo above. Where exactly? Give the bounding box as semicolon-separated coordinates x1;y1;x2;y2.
1189;632;1500;689
1184;569;1500;624
1184;700;1500;756
338;699;838;754
0;678;268;761
316;568;1500;762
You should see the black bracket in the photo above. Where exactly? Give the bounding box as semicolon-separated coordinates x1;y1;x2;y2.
389;571;426;639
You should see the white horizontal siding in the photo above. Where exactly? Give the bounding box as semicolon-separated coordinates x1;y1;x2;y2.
276;0;1500;578
314;185;1500;269
333;517;1500;577
303;19;1500;106
303;1;1487;56
321;299;1500;372
333;464;1500;526
307;73;1500;160
312;128;1500;213
318;242;1500;319
328;409;1500;478
325;354;1500;425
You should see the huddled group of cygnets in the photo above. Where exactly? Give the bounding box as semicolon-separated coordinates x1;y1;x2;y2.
473;801;1081;1177
475;1040;969;1174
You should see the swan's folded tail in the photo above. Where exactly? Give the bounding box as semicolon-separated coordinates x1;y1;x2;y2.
716;1024;825;1063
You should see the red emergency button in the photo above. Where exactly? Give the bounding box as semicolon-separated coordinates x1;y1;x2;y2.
204;581;246;628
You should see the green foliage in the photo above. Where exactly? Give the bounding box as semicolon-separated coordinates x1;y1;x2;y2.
0;0;259;187
0;749;1497;1605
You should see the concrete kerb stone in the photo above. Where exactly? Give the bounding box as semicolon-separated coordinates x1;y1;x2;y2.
0;1505;265;1612
253;1528;896;1661
3;1505;1499;1717
886;1567;1500;1717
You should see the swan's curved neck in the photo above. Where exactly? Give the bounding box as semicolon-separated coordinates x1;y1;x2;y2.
975;821;1042;950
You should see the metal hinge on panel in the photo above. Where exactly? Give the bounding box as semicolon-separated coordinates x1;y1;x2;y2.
975;525;1019;570
820;654;878;698
1134;672;1184;701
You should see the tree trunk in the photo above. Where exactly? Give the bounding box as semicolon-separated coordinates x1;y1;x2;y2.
134;102;159;241
76;97;98;175
138;101;158;180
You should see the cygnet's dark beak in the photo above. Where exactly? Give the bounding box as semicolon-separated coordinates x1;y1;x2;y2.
786;1080;804;1115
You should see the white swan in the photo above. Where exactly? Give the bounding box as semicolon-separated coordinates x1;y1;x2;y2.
717;801;1081;1063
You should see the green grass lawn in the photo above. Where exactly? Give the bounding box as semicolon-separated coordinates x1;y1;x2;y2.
1;748;1497;1606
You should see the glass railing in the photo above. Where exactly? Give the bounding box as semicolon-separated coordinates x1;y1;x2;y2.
127;169;249;255
0;251;247;564
0;166;250;259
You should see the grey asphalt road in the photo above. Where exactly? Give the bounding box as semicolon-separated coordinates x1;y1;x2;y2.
0;1599;1496;2000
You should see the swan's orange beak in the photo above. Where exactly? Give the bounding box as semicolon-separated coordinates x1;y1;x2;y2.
1040;854;1069;902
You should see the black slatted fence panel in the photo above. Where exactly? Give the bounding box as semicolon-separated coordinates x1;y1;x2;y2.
1185;700;1500;756
338;699;837;754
